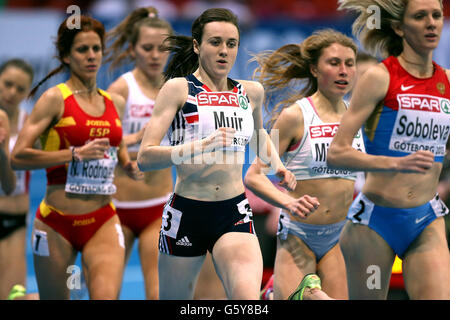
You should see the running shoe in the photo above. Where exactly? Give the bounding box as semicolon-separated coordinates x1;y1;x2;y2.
260;274;274;300
288;273;321;300
7;284;26;300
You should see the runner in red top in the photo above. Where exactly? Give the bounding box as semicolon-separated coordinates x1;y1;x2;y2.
12;16;141;300
363;55;450;162
329;0;450;299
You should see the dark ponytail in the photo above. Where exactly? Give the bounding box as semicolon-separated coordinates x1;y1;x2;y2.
163;35;199;81
28;65;64;98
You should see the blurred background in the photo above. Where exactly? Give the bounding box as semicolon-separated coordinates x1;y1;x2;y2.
2;0;448;99
0;0;449;299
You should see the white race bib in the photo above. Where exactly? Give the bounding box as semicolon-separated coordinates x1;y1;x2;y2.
236;198;253;224
390;94;450;156
33;230;50;257
196;91;254;152
309;123;365;176
124;103;153;152
160;205;182;239
65;147;118;195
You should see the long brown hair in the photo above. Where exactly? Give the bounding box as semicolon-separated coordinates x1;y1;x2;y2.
105;6;173;70
29;15;105;98
337;0;444;57
253;29;357;129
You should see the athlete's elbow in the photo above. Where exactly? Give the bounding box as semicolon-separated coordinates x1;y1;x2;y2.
137;146;160;171
244;178;259;198
10;152;25;171
244;167;261;193
137;158;158;172
327;144;341;168
137;151;151;171
244;172;255;190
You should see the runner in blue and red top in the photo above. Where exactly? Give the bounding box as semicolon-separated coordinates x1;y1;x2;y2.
329;0;450;299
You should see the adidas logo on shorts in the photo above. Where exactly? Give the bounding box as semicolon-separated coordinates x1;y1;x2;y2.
176;236;192;246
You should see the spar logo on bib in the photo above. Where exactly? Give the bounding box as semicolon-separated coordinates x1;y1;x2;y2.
441;99;450;114
197;92;239;107
310;124;339;139
398;95;440;113
239;95;248;110
130;104;153;117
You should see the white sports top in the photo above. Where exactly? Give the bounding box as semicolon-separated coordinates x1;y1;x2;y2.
282;97;365;181
0;109;28;196
168;74;254;152
121;71;169;152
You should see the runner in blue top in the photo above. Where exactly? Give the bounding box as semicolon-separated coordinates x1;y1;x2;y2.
329;0;450;299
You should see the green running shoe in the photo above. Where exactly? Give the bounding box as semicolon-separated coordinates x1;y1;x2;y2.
7;284;26;300
288;274;322;300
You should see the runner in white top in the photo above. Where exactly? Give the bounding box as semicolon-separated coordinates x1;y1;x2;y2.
0;59;33;299
245;29;361;300
106;6;173;300
282;97;364;180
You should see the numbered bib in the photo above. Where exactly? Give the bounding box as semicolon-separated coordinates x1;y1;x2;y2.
236;198;253;223
430;194;449;217
160;205;182;239
276;211;290;240
33;229;50;257
347;193;375;225
65;147;118;195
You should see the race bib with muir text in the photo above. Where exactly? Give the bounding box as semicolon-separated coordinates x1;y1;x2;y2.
309;123;365;176
196;91;254;152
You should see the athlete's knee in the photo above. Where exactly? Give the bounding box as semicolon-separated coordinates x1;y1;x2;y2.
89;281;120;300
228;282;260;300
